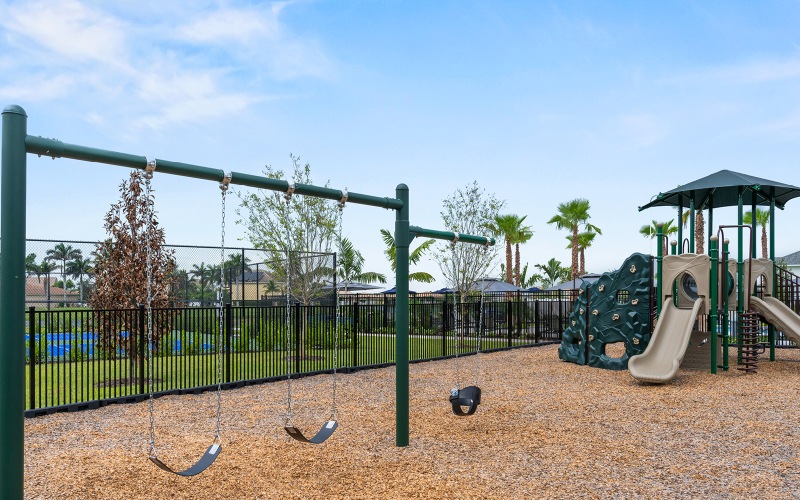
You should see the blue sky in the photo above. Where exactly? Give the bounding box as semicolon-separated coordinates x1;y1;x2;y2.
2;0;800;290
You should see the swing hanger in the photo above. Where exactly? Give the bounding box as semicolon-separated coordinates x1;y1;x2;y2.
338;187;348;210
219;172;232;192
144;158;157;180
284;181;295;203
450;232;460;248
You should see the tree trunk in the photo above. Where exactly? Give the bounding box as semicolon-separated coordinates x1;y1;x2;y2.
514;243;521;286
695;212;704;254
762;226;768;259
571;226;579;279
579;249;586;276
505;239;513;284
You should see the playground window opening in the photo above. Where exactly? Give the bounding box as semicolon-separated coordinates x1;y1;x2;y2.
615;290;630;304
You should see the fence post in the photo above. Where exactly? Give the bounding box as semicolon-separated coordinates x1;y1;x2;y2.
534;300;540;344
353;300;359;368
225;302;232;383
294;302;301;374
138;304;146;395
27;307;35;411
442;300;448;357
506;300;512;348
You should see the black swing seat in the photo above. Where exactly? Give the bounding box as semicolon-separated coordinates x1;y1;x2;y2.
284;420;339;444
149;442;221;477
449;386;481;416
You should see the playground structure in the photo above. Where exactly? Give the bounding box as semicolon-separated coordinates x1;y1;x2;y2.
559;170;800;383
558;252;652;369
0;105;494;497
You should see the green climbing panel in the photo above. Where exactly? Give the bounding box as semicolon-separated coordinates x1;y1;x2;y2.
558;253;652;370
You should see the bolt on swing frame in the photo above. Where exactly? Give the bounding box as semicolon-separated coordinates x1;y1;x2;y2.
0;105;494;498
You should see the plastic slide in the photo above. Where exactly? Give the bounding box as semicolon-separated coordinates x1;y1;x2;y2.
749;296;800;345
628;299;703;383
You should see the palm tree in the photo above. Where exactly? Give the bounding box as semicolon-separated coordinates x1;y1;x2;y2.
565;230;598;276
380;229;436;283
484;214;524;284
66;257;93;303
534;258;572;289
547;199;600;279
640;219;678;255
514;224;534;287
36;259;58;309
190;262;211;304
25;253;38;274
46;243;82;306
337;237;386;291
743;209;771;258
224;252;252;288
681;209;705;253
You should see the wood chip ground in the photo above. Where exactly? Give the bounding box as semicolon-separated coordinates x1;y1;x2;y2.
23;345;800;498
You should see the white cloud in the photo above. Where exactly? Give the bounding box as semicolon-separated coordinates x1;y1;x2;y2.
661;56;800;86
0;0;334;131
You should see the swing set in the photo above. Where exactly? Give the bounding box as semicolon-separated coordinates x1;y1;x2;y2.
0;105;494;496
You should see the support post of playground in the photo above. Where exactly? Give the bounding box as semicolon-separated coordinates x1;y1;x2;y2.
656;223;664;315
709;236;718;375
722;238;730;371
0;105;27;500
394;185;410;447
769;197;776;361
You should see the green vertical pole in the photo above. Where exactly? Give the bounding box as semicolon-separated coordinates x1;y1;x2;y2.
707;200;713;255
750;197;757;259
670;240;677;255
737;190;744;363
737;190;744;313
1;104;28;500
677;201;683;255
769;197;776;361
656;223;664;315
722;239;730;371
394;184;409;447
709;236;718;374
689;196;695;253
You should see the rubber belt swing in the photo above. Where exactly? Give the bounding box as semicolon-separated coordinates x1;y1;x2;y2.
144;165;228;476
284;420;339;444
149;443;221;477
281;186;344;445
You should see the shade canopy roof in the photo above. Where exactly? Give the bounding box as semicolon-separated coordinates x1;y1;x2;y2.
472;278;525;292
639;169;800;212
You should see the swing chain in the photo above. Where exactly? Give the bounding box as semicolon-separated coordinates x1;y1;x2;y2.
144;168;157;458
475;288;484;386
283;192;294;427
330;196;346;420
214;173;231;442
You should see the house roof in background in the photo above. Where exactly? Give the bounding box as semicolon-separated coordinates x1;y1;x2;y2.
780;251;800;266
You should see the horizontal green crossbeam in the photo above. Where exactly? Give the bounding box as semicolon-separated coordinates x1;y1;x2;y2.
25;136;403;210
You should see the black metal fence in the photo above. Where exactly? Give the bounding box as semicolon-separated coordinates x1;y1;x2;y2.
24;293;572;415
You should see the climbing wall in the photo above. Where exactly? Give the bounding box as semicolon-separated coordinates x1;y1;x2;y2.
558;253;653;370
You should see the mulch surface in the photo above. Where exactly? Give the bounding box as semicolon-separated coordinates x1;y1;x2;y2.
24;345;800;498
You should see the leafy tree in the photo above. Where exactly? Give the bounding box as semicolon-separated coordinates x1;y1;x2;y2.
237;155;338;358
337;237;386;290
46;243;82;306
380;229;436;284
547;199;600;280
65;256;93;303
534;258;571;289
25;253;38;274
640;219;678;256
190;262;213;305
743;209;771;259
434;181;503;299
90;170;176;366
224;252;252;287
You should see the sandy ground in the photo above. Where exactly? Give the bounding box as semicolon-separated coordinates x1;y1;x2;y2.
23;345;800;499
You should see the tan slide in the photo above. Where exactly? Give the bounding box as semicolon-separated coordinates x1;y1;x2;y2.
749;296;800;346
629;299;703;383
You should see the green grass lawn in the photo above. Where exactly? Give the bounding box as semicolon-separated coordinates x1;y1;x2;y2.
25;333;515;409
